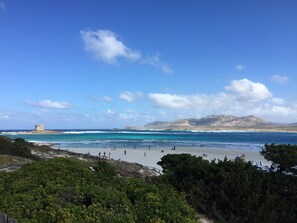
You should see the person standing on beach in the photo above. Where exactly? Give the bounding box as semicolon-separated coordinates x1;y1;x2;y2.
144;151;146;157
124;150;127;155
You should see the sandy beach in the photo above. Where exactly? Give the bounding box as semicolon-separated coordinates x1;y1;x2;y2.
53;146;271;170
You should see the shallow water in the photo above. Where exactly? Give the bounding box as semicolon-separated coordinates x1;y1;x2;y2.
2;129;297;152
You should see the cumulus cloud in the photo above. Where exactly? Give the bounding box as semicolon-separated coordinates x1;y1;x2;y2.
25;100;71;109
148;93;192;109
225;78;272;102
149;79;273;110
81;29;141;64
235;64;245;71
249;105;297;121
148;78;297;122
270;75;289;84
81;29;172;73
119;91;143;102
142;54;173;74
149;92;234;112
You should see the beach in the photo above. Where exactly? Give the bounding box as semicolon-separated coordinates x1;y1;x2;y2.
53;145;271;170
3;129;292;170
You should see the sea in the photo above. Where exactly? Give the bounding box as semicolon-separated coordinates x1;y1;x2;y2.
1;129;297;152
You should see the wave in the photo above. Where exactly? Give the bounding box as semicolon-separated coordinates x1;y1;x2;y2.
188;129;258;133
62;131;108;134
0;132;20;135
61;130;195;135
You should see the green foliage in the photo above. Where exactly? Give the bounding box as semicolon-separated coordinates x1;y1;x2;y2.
94;160;116;177
0;158;198;222
260;144;297;172
0;136;38;160
158;153;297;223
125;179;197;223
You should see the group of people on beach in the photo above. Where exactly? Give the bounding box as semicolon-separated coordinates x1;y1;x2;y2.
98;151;111;159
97;144;178;159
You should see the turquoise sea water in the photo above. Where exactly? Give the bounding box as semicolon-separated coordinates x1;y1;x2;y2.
2;130;297;152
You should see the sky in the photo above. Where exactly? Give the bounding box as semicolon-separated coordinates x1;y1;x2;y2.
0;0;297;129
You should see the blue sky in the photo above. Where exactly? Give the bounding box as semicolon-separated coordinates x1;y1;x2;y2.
0;0;296;129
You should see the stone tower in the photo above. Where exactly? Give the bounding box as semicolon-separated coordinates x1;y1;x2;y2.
35;124;44;131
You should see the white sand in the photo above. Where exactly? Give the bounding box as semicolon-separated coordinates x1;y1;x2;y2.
57;146;271;170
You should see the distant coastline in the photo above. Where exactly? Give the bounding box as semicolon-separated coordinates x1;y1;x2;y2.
1;115;297;134
1;126;297;135
126;126;297;133
127;115;297;133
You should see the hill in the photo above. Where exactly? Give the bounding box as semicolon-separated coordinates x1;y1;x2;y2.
144;115;273;130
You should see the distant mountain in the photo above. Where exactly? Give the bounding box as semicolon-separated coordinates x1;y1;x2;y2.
288;123;297;127
144;115;273;130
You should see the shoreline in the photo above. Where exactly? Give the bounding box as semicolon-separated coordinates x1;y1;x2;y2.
1;126;297;135
51;145;271;169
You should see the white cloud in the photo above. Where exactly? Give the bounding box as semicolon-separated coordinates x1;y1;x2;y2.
225;78;272;102
270;75;289;84
81;29;141;64
105;109;139;121
119;91;143;102
118;113;134;120
147;78;297;122
269;97;286;105
142;54;173;74
107;109;115;114
249;105;297;121
90;96;112;102
101;96;113;102
235;64;245;71
148;93;192;109
81;29;172;73
25;100;71;109
149;92;235;112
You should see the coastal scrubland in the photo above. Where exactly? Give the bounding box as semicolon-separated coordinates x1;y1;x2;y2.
0;137;296;223
0;137;198;222
157;150;297;223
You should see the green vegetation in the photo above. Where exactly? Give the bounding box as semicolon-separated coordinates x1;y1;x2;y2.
0;155;15;165
157;153;297;223
1;136;297;223
0;158;198;222
261;144;297;173
0;136;38;160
